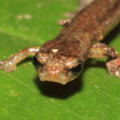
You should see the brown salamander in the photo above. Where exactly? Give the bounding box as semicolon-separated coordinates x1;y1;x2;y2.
0;0;120;85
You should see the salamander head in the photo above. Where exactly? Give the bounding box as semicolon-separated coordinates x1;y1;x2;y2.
33;49;84;85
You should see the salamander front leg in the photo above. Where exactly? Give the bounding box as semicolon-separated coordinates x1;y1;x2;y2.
88;43;120;78
88;43;118;58
0;47;40;72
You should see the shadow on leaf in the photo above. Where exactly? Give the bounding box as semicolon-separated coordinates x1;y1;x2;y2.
34;74;83;99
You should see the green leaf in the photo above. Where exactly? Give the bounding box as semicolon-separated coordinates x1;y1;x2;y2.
0;0;120;120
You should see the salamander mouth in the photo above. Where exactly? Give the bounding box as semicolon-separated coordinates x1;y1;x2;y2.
34;66;83;85
37;70;81;85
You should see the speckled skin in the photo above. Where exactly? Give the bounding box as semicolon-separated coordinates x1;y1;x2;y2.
0;0;120;85
35;0;120;84
40;0;120;61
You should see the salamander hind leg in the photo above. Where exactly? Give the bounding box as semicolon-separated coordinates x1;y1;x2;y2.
106;57;120;78
88;43;120;78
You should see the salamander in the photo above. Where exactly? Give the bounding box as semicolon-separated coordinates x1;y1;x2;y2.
0;0;120;85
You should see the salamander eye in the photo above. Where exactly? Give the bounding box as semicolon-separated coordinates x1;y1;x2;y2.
71;63;83;75
33;56;39;67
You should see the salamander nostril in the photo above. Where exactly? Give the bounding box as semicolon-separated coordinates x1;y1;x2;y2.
42;69;48;76
58;72;66;80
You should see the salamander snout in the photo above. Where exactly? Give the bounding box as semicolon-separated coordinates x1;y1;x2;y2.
33;53;84;85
